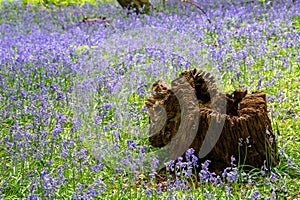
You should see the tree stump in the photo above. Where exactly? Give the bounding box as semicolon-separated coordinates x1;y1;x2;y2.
116;0;152;14
145;69;278;173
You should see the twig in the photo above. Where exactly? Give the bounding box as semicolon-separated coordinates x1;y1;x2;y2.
82;17;107;23
181;0;211;23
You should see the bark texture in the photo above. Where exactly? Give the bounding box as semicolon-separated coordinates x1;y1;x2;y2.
145;69;278;173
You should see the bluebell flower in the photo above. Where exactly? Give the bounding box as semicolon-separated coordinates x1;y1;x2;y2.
251;190;260;200
146;188;152;197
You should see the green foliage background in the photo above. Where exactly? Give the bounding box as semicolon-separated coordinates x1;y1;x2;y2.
0;0;99;6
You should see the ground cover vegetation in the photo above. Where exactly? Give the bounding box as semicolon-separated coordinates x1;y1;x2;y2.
0;0;299;199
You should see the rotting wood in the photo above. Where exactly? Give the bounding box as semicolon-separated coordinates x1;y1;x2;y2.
146;69;278;173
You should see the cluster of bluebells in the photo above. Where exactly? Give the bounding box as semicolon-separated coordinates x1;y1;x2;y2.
0;0;299;199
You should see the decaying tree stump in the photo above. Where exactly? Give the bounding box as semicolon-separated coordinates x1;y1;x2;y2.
116;0;152;14
145;69;278;173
